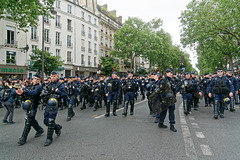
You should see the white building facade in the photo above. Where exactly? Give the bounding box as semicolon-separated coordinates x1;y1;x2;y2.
0;0;99;79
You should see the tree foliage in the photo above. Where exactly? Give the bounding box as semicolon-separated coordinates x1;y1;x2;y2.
179;0;240;72
29;49;64;76
100;57;119;76
112;17;195;74
0;0;55;31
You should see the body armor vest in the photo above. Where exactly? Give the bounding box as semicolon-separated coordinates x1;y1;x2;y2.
212;76;229;94
67;83;74;95
183;79;194;92
125;79;135;92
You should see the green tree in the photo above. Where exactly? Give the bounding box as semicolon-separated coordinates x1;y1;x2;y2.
0;0;55;31
100;57;119;76
179;0;240;70
29;49;64;76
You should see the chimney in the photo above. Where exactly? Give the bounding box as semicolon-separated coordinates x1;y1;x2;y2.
108;10;116;18
116;16;122;23
102;4;108;11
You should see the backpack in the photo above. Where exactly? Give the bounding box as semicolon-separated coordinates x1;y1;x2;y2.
0;89;11;102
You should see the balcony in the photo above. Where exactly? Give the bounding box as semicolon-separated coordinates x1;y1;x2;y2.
94;50;97;55
44;38;51;44
30;36;39;41
56;41;62;46
88;34;92;39
88;48;92;53
94;36;97;41
67;26;73;32
5;39;18;47
56;23;62;29
81;47;85;52
81;31;85;36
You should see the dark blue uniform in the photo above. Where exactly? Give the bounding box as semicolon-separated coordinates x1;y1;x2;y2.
43;80;67;146
105;77;121;117
207;76;234;118
66;81;78;121
18;83;44;145
227;75;239;110
139;78;146;100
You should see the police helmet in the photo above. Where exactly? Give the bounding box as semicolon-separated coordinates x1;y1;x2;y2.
22;100;32;110
47;98;58;114
223;98;231;104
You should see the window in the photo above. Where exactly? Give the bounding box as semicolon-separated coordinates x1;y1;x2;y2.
94;57;96;66
45;47;49;52
31;27;37;40
110;29;112;36
56;49;60;57
100;49;103;57
56;0;60;8
6;26;15;44
81;11;84;19
88;27;91;34
6;51;16;64
56;15;61;27
110;40;112;48
73;0;79;4
81;39;85;47
81;24;85;31
105;51;108;57
88;15;91;23
94;43;96;50
32;45;37;56
44;29;50;42
88;41;91;49
94;30;97;37
101;24;103;31
67;35;72;47
88;56;91;65
56;32;60;45
94;18;97;25
67;51;71;62
105;27;108;34
81;54;84;64
67;5;72;14
105;38;108;47
100;36;103;45
67;19;72;31
44;16;49;23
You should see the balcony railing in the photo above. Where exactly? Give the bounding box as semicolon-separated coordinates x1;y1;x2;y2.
5;39;18;47
88;62;92;66
81;31;85;36
67;42;73;48
94;50;97;55
30;36;39;41
81;61;85;66
94;36;97;41
44;38;51;44
56;23;62;28
56;41;62;46
88;48;92;53
67;26;73;32
81;47;85;52
88;34;92;39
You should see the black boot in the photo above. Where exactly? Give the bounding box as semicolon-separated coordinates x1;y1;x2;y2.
67;105;75;121
183;100;189;115
113;101;117;116
93;100;98;111
44;119;55;146
105;101;110;117
18;119;32;145
80;98;86;110
130;100;134;115
122;101;128;116
214;100;219;119
32;120;44;138
55;125;62;136
170;124;177;132
230;97;235;112
158;123;167;128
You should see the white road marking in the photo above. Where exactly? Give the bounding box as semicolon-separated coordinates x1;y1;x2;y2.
195;132;205;139
179;103;198;160
191;123;200;129
200;144;213;156
94;99;147;119
189;116;195;120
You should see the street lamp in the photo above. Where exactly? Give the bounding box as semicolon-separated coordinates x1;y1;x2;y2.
42;9;57;83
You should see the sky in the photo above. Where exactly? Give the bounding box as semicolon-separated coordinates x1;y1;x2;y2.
97;0;198;70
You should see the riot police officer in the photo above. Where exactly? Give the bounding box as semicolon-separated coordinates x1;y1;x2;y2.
158;68;177;132
43;71;67;146
122;71;136;116
105;72;121;117
139;75;146;100
17;74;44;145
207;68;234;119
191;71;201;110
146;72;157;115
79;78;88;110
92;78;100;111
98;76;106;108
66;76;78;121
200;73;212;107
225;68;239;111
176;72;202;115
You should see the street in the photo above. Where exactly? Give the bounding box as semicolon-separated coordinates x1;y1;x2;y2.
0;95;240;160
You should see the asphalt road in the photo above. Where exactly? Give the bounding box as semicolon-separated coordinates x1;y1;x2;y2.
0;95;240;160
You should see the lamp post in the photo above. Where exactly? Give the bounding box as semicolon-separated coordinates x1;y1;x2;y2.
42;10;57;83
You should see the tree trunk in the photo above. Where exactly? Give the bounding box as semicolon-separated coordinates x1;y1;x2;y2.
227;54;233;70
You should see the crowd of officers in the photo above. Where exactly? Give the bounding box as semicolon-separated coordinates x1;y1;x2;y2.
0;67;239;146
